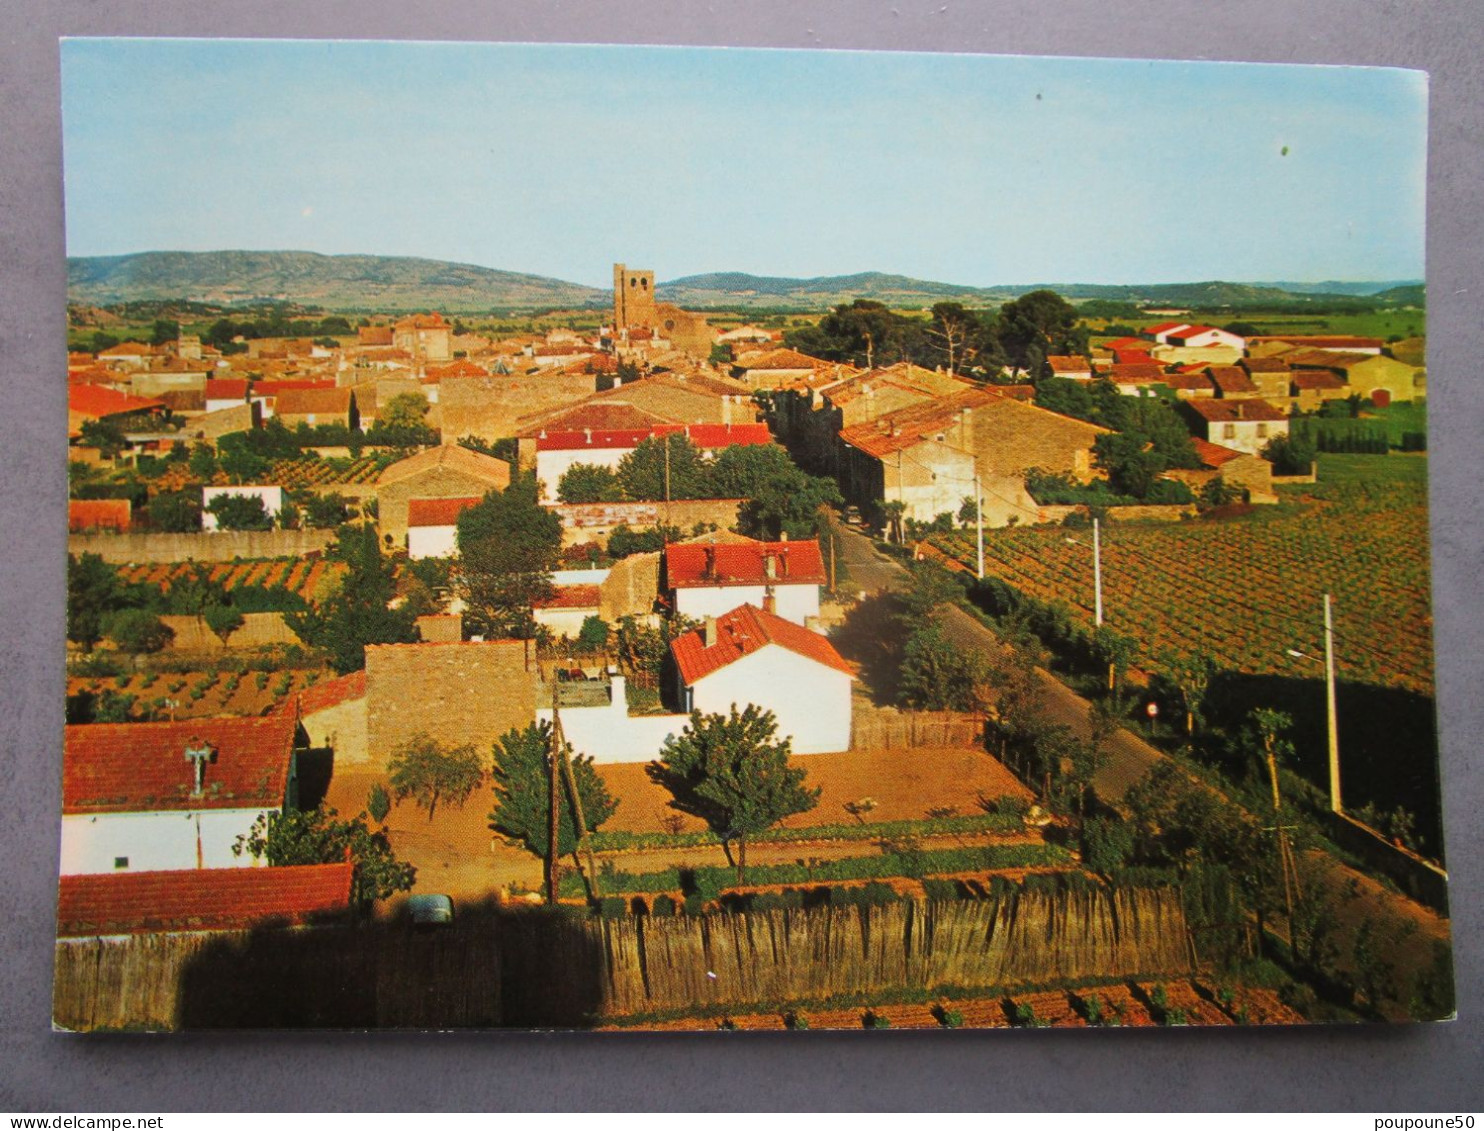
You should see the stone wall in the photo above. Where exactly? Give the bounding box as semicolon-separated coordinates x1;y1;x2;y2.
554;498;743;548
159;612;298;652
438;373;598;449
364;640;536;766
69;529;337;565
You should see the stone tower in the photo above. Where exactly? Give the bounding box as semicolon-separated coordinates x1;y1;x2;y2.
612;263;657;330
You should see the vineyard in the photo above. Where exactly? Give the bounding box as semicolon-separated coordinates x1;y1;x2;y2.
268;456;387;487
117;558;347;603
931;457;1433;695
67;667;328;723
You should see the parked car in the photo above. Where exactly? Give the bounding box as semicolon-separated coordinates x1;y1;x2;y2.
405;893;455;928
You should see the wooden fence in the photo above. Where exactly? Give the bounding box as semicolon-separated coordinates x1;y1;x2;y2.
850;706;983;751
54;884;1193;1030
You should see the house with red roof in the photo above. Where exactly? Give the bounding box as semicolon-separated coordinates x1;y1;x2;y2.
1179;398;1290;457
665;537;826;625
203;378;250;413
671;604;854;755
532;421;773;501
60;714;306;875
1144;322;1192;344
406;495;482;559
56;862;354;938
532;583;603;638
1164;325;1246;351
67;384;166;440
1045;355;1094;380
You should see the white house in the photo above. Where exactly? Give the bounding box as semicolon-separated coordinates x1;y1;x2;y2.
665;538;825;625
536;674;689;765
671;604;854;755
60;715;303;875
202;378;251;414
406;495;481;558
201;485;284;531
1181;398;1291;457
1164;324;1247;352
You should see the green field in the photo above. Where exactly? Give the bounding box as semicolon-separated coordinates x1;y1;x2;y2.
934;454;1434;695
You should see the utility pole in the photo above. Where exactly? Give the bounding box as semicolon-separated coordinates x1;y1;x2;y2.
545;682;562;906
664;436;672;527
1323;592;1341;814
1092;516;1103;627
974;470;984;580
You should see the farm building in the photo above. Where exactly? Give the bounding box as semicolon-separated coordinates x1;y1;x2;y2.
56;862;354;937
664;537;826;625
671;604;855;755
376;443;511;546
60;714;307;875
406;495;481;559
1179;398;1290;457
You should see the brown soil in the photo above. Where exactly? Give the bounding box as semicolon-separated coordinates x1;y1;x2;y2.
598;745;1031;835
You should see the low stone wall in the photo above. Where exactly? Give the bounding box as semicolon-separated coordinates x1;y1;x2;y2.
1033;503;1196;526
553;499;744;548
68;529;337;565
1323;811;1449;913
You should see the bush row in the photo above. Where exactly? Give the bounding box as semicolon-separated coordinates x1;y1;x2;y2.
587;812;1024;853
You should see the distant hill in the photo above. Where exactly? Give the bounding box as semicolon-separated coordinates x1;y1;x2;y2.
66;251;606;313
66;250;1423;315
657;271;1009;309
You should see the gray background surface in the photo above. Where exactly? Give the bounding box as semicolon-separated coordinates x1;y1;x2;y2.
2;0;1480;1112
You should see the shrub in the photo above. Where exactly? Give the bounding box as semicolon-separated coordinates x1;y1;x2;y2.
936;1006;964;1029
367;782;391;824
863;1010;891;1030
651;894;676;916
785;1011;809;1031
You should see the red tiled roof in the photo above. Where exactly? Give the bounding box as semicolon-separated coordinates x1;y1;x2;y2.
1166;324;1221;342
394;313;448;330
68;384;165;419
274;387;354;416
293;670;366;716
666;540;827;589
1144;322;1190;337
535;423;772;452
671;604;854;685
532;584;602;610
1159;371;1216;392
407;496;482;528
1046;355;1092;373
203;378;249;400
97;341;153;357
1291;371;1347;390
357;348;414;362
1109;363;1169;382
1206;366;1259;395
1240;357;1291;373
424;360;490;380
68;498;131;533
1101;337;1148;351
1112;349;1156;365
1246;335;1383;350
358;326;394;346
1191;438;1251;468
253;379;337;394
733;348;827;371
57;864;354;937
837;387;1005;459
1284;350;1376;371
1184;398;1288;423
534;344;592;357
63;715;300;814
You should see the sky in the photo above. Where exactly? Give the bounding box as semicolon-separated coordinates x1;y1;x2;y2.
60;39;1428;288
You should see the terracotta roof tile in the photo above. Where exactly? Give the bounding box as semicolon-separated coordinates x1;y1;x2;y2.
1239;357;1292;373
68;499;131;533
1206;366;1259;395
1191;437;1251;467
274;387;354;416
407;496;482;528
68;384;165;419
378;444;511;488
1109;363;1169;382
293;670;366;716
1184;398;1288;423
535;423;772;452
1291;371;1347;390
1246;335;1383;351
204;378;250;400
671;604;854;685
532;584;602;610
666;540;827;589
57;864;353;937
63;716;300;815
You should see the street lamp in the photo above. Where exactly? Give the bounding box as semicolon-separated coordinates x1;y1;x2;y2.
1286;593;1341;814
1064;517;1103;626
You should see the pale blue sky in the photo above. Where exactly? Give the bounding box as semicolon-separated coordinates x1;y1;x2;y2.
60;39;1427;288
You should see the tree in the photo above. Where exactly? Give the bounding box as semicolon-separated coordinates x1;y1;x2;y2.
455;478;563;639
150;318;180;346
734;457;843;541
105;607;173;663
576;615;610;651
1162;649;1219;735
372;392;436;447
617;434;712;501
488;722;618;857
301;492;354;529
387;733;486;822
203;603;245;646
147;490;202;532
994;290;1088;375
648;705;820;882
79;419;127;460
923;301;991;375
206;492;275;531
557;462;625;504
68;553;127;652
1263;432;1317;476
188;442;220;481
233;806;416;907
285;524;419;673
899;620;993;711
1090;625;1138;699
367;782;391;825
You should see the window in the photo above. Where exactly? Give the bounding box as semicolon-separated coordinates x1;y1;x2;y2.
1222;423;1237;439
114;856;129;870
1257;423;1269;438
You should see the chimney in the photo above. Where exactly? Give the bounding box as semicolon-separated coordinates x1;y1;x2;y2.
765;553;777;580
184;738;215;797
763;589;777;615
584;427;592;445
704;545;717;580
704;616;718;647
